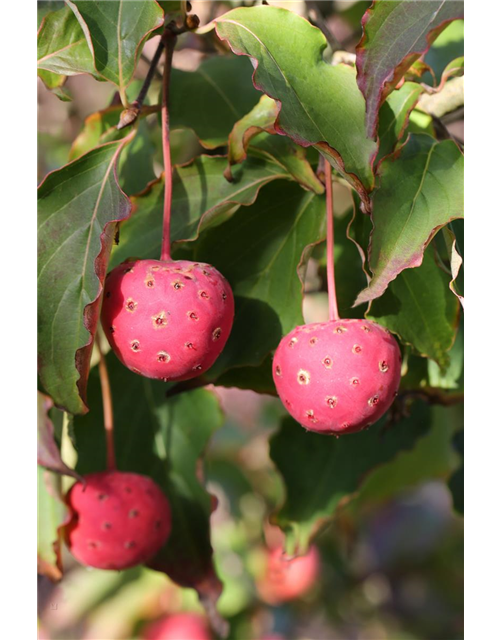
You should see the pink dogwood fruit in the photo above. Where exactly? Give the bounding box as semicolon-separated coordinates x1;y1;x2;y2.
141;613;211;640
273;319;401;435
101;259;234;381
65;471;171;570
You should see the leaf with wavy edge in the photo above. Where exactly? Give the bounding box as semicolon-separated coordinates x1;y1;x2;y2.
442;225;464;308
110;154;290;267
356;0;464;138
355;134;463;306
67;0;163;95
38;466;69;582
215;5;377;208
367;248;459;368
38;138;133;415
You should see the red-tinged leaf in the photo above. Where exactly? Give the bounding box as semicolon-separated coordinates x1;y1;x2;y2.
355;134;463;306
38;138;133;415
67;0;164;97
38;393;83;481
356;0;464;138
215;5;378;209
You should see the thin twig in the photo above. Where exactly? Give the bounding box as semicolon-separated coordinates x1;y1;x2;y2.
96;332;116;471
325;162;340;321
160;29;177;261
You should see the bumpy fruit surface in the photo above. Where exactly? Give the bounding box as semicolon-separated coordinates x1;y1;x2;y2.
141;613;211;640
273;319;401;435
101;259;234;381
65;471;171;570
258;546;320;604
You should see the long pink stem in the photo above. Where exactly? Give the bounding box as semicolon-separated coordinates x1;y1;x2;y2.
160;31;177;261
325;162;340;321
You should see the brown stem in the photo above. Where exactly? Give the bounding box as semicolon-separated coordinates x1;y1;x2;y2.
325;162;340;321
160;29;177;261
96;333;116;471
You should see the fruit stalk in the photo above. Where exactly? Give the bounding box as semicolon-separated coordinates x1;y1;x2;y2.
325;161;340;322
160;30;177;262
96;332;116;471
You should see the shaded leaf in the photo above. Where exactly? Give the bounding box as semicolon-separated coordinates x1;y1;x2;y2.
69;106;124;160
428;316;463;389
110;155;290;267
72;357;226;632
215;5;377;206
448;428;463;514
37;5;95;84
67;0;164;95
270;402;431;551
356;0;464;137
376;82;423;165
423;19;464;85
344;405;460;511
194;180;326;378
215;355;276;395
367;248;459;368
38;466;69;581
169;56;260;149
38;139;133;415
355;134;464;305
38;392;83;481
248;135;324;195
225;95;324;193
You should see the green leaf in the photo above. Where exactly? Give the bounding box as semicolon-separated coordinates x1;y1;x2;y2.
109;155;290;267
225;95;324;194
37;5;95;83
215;5;377;205
356;0;464;137
72;357;226;630
344;405;461;512
428;316;463;389
367;248;460;368
38;466;69;581
376;82;423;165
270;402;431;551
67;0;164;96
69;106;124;160
169;56;261;148
38;139;132;414
194;180;326;378
355;134;464;306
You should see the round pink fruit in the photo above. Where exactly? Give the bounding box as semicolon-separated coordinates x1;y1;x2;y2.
101;259;234;381
273;319;401;435
259;545;320;604
65;471;171;570
141;613;211;640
